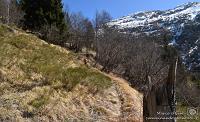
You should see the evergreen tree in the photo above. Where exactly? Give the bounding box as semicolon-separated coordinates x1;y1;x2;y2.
20;0;66;32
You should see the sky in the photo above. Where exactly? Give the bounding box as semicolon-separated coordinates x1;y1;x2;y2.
63;0;200;20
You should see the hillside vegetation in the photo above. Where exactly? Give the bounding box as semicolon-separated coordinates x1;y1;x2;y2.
0;24;143;122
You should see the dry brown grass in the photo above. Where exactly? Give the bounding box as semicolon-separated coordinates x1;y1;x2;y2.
0;24;143;122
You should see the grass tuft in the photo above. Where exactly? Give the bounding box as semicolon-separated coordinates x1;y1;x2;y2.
29;95;49;109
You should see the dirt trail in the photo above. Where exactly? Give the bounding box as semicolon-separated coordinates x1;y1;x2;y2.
91;69;144;122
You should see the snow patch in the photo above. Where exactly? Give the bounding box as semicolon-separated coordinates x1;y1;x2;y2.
189;46;198;55
108;2;200;30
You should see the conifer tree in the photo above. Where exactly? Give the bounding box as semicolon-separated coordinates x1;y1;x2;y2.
20;0;66;33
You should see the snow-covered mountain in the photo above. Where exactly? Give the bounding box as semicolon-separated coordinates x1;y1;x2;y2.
108;2;200;71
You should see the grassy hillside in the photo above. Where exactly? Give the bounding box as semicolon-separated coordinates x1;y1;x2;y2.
0;24;112;90
0;24;143;121
0;24;111;120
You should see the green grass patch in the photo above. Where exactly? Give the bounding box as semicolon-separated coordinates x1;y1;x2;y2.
86;72;112;90
62;67;112;91
0;25;112;92
29;95;49;109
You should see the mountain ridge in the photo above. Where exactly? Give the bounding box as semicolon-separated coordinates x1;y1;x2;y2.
108;2;200;71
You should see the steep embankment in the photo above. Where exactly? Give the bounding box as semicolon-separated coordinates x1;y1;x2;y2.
0;24;143;122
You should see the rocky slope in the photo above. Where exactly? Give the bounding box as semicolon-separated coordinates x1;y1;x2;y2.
0;24;143;122
108;2;200;71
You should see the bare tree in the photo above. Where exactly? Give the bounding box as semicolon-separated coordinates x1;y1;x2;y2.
94;10;112;30
0;0;7;23
69;12;95;52
82;18;95;50
0;0;22;25
9;0;23;25
96;26;127;72
94;10;112;60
